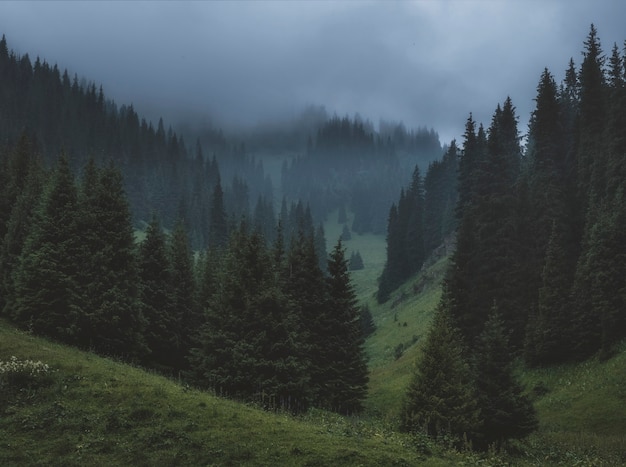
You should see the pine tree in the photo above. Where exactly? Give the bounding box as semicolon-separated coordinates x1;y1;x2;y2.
284;228;327;406
10;153;81;341
424;140;458;254
359;303;376;338
473;307;538;449
349;250;364;270
168;220;198;371
0;150;44;315
577;24;606;202
209;173;228;249
138;215;177;372
322;239;369;414
401;305;480;442
405;165;425;275
377;202;400;303
76;162;146;359
188;224;311;411
524;221;574;366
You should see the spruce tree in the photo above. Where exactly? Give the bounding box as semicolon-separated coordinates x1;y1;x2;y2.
473;308;537;449
401;305;480;442
322;239;369;414
284;228;327;406
189;224;311;411
405;165;425;275
524;221;573;366
138;215;177;372
10;153;81;341
76;163;146;360
168;220;197;371
209;173;228;249
0;152;44;315
377;202;400;303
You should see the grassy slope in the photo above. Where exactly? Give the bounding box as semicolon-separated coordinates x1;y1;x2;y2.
0;322;446;466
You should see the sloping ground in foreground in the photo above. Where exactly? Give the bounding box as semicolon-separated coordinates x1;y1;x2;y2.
0;320;450;466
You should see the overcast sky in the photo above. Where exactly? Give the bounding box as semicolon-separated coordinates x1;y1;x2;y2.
1;1;625;144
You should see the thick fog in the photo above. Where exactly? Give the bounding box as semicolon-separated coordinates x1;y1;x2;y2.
1;1;625;143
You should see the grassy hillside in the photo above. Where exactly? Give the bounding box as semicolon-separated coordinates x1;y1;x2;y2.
1;321;453;466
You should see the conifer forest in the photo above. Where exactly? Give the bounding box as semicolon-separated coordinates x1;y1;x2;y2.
1;14;625;465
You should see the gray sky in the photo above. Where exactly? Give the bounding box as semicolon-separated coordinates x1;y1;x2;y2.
1;1;625;144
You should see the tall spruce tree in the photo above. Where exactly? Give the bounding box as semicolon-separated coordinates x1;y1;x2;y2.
138;215;177;372
0;149;44;315
209;173;228;249
284;228;327;406
9;153;81;341
377;202;400;303
188;224;311;411
321;239;369;414
401;305;480;442
473;308;538;449
446;100;524;347
524;221;574;366
76;162;146;359
168;220;198;371
405;165;425;275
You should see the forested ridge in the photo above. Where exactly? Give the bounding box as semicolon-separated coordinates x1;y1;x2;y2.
1;23;625;458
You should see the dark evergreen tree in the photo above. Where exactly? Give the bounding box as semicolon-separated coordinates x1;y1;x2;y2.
524;222;574;366
377;202;400;303
168;220;197;371
401;305;480;442
0;144;44;315
188;224;311;411
349;250;364;271
284;228;327;405
577;24;606;200
405;165;425;273
446;100;524;347
359;303;376;338
209;174;228;249
314;222;328;274
76;162;146;359
9;153;81;341
320;239;369;414
473;308;537;449
424;140;458;254
138;215;177;372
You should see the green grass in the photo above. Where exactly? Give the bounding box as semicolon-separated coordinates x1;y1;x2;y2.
520;344;626;465
0;321;445;466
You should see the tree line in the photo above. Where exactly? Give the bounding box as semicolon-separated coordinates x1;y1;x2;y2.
398;25;625;449
281;115;441;234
